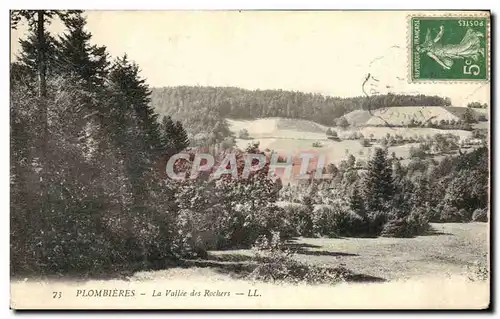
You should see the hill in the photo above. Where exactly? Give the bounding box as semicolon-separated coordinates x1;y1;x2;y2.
226;117;474;183
344;106;487;127
150;86;451;137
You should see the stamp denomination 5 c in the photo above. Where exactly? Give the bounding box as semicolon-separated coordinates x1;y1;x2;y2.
410;14;490;82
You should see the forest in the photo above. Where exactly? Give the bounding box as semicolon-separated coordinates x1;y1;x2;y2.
10;11;488;282
151;86;451;138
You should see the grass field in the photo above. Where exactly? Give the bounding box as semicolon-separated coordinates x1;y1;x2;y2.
210;222;488;281
228;117;474;173
11;223;489;309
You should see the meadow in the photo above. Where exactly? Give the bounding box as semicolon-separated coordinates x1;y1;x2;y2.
11;222;489;309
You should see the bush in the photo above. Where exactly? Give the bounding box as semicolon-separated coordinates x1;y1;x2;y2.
312;141;323;148
238;128;251;139
312;205;364;237
457;208;472;222
409;145;426;158
467;255;489;281
365;211;388;237
439;205;470;223
281;203;314;237
380;218;408;238
174;201;290;257
336;116;349;129
381;210;429;238
249;232;351;284
359;138;370;147
472;208;488;222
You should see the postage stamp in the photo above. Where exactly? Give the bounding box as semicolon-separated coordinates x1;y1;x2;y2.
410;14;490;82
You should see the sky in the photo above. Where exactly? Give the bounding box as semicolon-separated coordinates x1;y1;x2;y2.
10;10;490;106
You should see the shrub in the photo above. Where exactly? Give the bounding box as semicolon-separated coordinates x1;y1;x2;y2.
281;203;314;237
312;205;364;237
220;136;236;149
409;146;426;158
360;138;370;147
174;207;231;257
439;205;469;223
241;204;292;243
457;208;472;222
336;116;349;129
365;211;388;237
327;129;339;141
312;141;323;148
249;232;351;284
472;208;488;222
174;202;290;257
326;128;337;137
381;210;429;238
467;255;489;282
238;128;251;139
380;137;388;147
380;218;408;238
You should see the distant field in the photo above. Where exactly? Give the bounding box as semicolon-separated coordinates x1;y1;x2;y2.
228;117;473;179
365;106;460;127
343;126;472;141
343;106;488;127
227;118;327;140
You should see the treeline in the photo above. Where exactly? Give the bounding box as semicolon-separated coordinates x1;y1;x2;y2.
467;101;488;109
151;86;451;137
279;146;489;238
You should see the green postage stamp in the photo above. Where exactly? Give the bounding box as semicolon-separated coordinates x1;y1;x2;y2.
410;14;490;82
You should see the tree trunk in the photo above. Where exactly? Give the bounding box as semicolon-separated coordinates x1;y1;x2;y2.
36;10;47;99
36;10;48;156
36;10;49;263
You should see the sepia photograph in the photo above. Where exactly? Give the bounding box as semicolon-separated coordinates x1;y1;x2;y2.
9;9;491;310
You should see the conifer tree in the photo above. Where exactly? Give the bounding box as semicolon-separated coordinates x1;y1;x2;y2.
173;120;189;151
11;10;82;97
160;115;177;152
54;14;109;88
362;147;395;212
15;30;58;79
349;183;365;217
108;55;163;155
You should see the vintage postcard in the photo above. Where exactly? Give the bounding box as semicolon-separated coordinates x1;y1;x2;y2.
10;10;490;310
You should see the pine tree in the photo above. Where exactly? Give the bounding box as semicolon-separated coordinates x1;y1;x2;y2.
362;147;395;212
105;55;163;209
160;116;189;154
105;55;171;266
108;55;162;155
349;182;365;217
173;120;189;151
11;10;83;98
54;14;109;88
160;115;177;152
15;29;58;79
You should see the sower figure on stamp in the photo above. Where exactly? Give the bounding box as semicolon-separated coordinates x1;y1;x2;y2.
417;25;485;70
